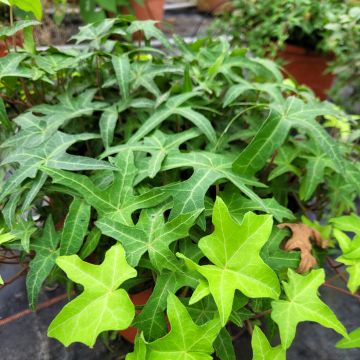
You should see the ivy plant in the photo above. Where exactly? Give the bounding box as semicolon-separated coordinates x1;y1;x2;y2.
0;16;359;359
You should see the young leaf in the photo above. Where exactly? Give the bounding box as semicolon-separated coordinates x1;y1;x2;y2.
12;0;43;20
96;203;201;271
60;198;91;256
26;216;60;310
129;294;221;360
251;326;285;360
271;269;347;349
178;197;280;325
337;327;360;349
48;243;137;347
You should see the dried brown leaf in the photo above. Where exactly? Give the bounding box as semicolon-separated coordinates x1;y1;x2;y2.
277;223;329;273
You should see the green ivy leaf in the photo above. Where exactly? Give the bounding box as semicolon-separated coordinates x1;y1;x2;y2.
43;149;168;226
102;128;201;179
271;269;347;349
133;268;198;341
221;184;295;223
337;327;360;349
60;197;91;256
112;55;131;101
48;243;136;347
99;105;118;149
178;197;280;325
26;216;60;309
0;20;40;39
260;227;300;272
251;326;285;360
96;203;201;271
161;152;281;224
129;92;216;144
127;21;171;48
332;222;360;293
233;97;345;176
0;132;112;203
129;293;221;360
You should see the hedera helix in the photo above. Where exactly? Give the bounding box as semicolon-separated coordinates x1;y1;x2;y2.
0;16;359;359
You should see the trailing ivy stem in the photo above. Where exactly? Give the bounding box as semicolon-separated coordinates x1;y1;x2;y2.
9;6;17;52
322;283;360;301
214;104;266;151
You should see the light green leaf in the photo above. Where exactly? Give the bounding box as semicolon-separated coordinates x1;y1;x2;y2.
26;216;60;309
96;203;201;271
330;214;360;234
12;0;43;20
112;55;131;101
251;326;285;360
271;269;347;349
178;197;280;325
60;198;91;256
48;243;137;347
129;294;221;360
337;327;360;349
0;275;3;285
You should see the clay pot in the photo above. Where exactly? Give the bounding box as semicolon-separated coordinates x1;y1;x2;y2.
120;288;153;343
0;31;23;57
277;44;334;100
197;0;232;14
131;0;165;21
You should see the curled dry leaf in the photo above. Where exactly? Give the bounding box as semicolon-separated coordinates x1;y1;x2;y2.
277;223;329;273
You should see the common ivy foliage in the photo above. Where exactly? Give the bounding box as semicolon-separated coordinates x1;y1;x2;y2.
0;18;359;359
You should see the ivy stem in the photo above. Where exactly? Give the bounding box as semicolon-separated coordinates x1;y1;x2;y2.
9;6;17;52
322;283;360;301
327;257;348;285
0;266;28;289
214;104;267;152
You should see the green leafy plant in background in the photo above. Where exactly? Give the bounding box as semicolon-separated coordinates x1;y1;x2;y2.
212;0;360;111
0;15;359;359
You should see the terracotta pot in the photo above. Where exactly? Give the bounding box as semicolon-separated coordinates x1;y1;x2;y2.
0;31;23;57
197;0;232;14
131;0;165;21
120;288;153;343
277;44;334;100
